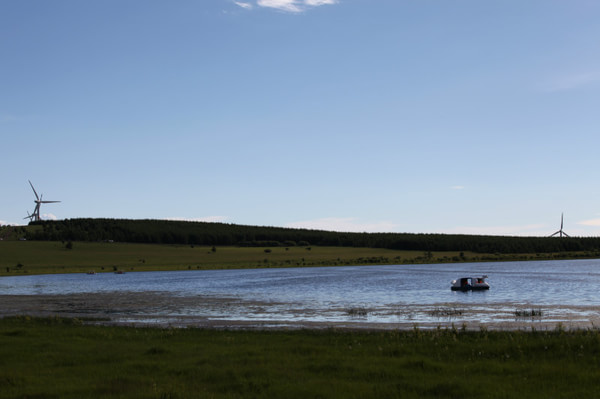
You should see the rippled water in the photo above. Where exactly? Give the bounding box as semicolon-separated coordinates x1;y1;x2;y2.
2;259;600;328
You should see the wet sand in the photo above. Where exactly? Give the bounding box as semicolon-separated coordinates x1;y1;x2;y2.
2;292;600;331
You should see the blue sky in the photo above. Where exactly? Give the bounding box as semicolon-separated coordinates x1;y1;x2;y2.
2;0;600;236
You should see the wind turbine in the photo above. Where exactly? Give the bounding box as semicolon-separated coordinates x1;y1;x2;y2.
24;180;61;222
550;213;569;238
23;210;34;222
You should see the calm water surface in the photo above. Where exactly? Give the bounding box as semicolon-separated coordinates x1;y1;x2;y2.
2;259;600;328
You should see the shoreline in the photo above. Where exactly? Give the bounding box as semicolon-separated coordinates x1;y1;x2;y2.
2;292;599;331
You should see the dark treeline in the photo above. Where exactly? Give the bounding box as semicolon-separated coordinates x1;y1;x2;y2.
26;218;600;254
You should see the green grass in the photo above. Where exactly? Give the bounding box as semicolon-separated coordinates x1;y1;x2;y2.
0;240;475;276
2;240;595;277
1;316;599;398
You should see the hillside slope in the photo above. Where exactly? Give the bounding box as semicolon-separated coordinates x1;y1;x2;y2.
19;218;600;255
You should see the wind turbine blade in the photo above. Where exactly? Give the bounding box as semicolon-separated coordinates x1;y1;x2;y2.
563;232;570;238
24;210;34;220
550;231;559;237
561;213;564;229
40;200;60;203
28;180;40;200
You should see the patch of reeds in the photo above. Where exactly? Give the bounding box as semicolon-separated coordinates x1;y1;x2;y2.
515;308;544;318
428;306;464;317
346;307;369;316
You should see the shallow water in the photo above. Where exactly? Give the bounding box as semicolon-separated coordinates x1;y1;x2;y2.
1;259;600;329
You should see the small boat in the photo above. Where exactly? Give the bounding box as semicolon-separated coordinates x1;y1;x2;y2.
451;275;489;291
86;271;96;275
114;270;125;274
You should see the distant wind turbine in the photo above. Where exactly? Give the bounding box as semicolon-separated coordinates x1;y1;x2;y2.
24;180;61;222
549;213;569;238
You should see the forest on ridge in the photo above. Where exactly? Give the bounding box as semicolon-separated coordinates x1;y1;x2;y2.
18;218;600;255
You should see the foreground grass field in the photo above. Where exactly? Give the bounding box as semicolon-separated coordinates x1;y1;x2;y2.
1;316;599;398
0;241;478;276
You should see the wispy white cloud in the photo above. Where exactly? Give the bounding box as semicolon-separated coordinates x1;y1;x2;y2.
450;185;465;190
257;0;302;12
286;217;398;233
578;218;600;227
42;213;58;221
305;0;338;5
234;1;253;9
165;216;229;223
256;0;338;13
544;71;600;92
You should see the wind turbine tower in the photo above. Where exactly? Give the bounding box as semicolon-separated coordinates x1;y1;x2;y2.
550;213;569;238
24;180;61;222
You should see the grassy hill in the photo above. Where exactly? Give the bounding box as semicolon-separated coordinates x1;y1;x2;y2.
0;240;478;276
6;218;600;254
2;219;599;276
1;239;597;277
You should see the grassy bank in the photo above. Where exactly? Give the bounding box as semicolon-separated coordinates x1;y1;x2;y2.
1;241;594;276
1;316;599;398
1;241;428;275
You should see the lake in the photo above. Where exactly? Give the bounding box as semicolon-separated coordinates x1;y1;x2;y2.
1;259;599;329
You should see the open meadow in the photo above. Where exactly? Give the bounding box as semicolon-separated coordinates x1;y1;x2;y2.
0;240;585;276
1;316;599;399
0;240;480;276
